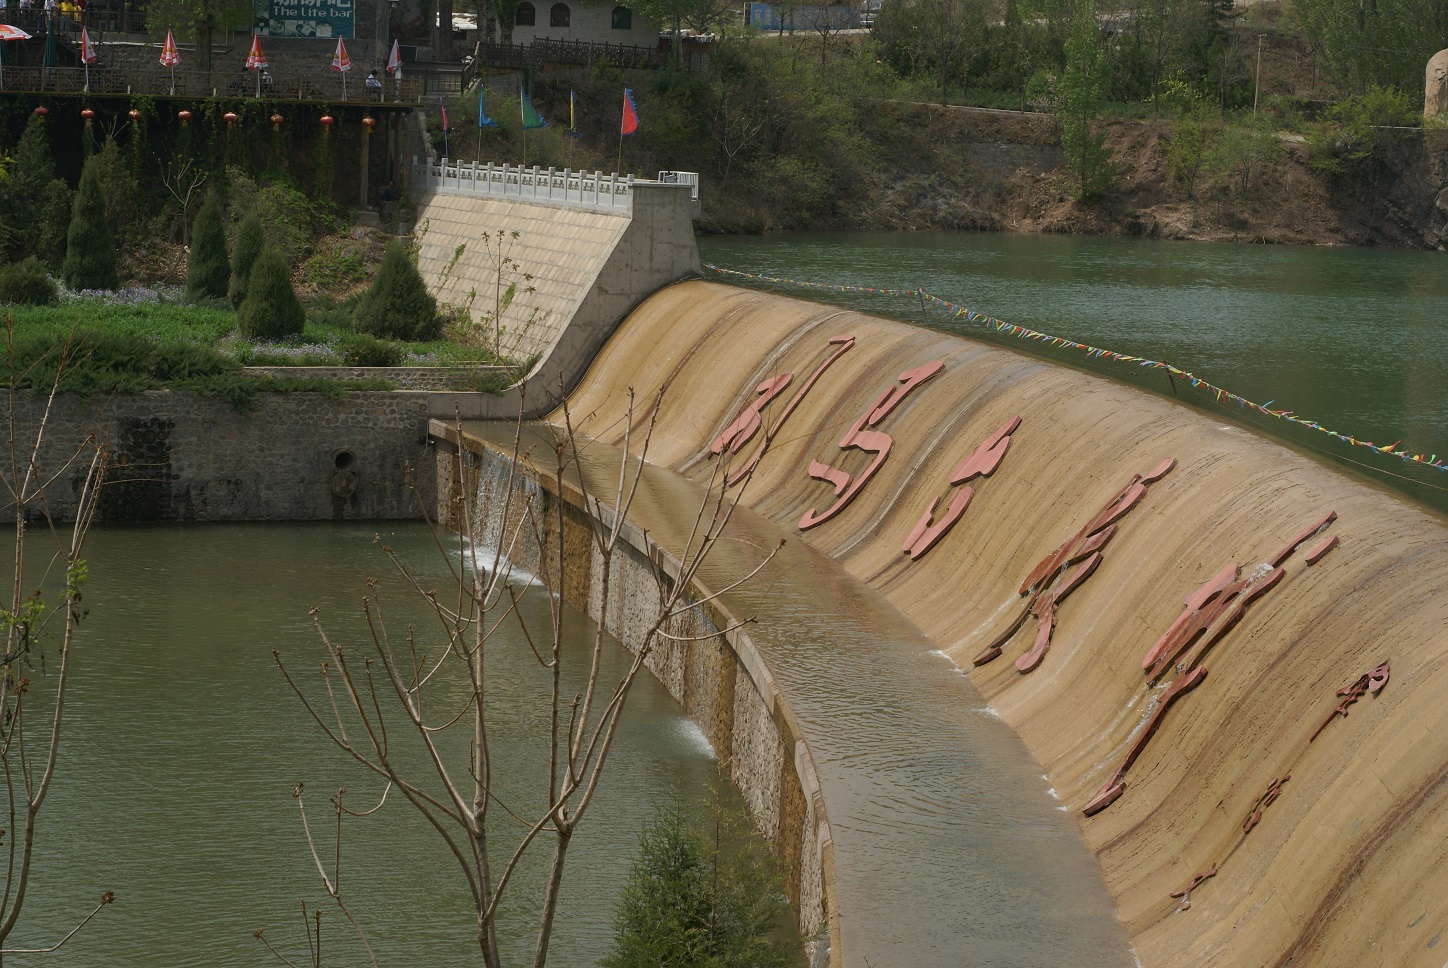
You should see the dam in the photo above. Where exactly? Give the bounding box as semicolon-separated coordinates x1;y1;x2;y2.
416;166;1448;967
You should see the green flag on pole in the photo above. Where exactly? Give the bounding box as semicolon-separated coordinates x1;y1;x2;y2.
520;89;548;130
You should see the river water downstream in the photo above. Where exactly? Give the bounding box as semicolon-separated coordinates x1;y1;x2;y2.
6;524;722;967
699;231;1448;515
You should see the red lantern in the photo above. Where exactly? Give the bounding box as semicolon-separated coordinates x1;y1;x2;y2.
361;115;376;132
33;105;48;118
270;113;284;127
128;108;142;121
319;115;334;127
81;108;96;120
223;111;238;127
178;109;192;126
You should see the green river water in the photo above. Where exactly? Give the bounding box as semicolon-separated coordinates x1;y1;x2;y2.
698;231;1448;516
6;524;722;967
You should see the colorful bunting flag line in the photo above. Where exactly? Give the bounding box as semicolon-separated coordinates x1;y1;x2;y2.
701;263;1447;475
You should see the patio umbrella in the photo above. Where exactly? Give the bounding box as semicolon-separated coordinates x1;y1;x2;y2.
245;33;266;97
43;24;57;67
386;38;400;99
0;23;32;90
79;24;95;93
159;27;179;94
330;36;349;100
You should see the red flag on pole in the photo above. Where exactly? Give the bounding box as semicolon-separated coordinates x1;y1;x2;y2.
386;39;402;75
159;28;180;67
620;87;638;137
79;25;97;64
331;37;350;72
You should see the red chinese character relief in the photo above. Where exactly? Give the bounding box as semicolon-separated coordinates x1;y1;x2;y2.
1081;509;1340;818
1309;661;1389;743
1168;865;1217;913
972;457;1176;671
798;361;944;531
901;415;1021;561
709;335;856;488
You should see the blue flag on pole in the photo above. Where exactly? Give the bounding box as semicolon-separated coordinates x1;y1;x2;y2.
478;87;497;127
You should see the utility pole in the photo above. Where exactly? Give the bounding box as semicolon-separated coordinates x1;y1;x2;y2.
1253;34;1263;115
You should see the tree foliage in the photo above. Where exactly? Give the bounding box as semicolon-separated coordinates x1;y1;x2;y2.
1059;0;1113;200
229;213;265;308
353;239;440;342
61;157;120;292
237;245;305;340
1306;85;1417;173
1288;0;1447;95
0;116;73;268
186;194;231;301
604;795;794;968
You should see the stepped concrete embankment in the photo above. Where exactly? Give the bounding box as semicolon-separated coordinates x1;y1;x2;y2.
441;278;1448;968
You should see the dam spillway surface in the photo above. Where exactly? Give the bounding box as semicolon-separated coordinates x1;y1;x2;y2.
463;421;1135;968
453;278;1448;968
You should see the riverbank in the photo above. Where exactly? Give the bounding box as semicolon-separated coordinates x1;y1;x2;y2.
696;101;1448;250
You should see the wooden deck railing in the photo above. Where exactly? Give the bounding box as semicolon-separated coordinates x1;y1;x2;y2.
0;65;422;104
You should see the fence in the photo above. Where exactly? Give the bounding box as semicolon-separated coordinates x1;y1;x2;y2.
0;64;423;103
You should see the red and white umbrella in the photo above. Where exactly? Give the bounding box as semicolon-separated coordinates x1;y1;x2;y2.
0;23;30;91
159;29;180;67
159;27;180;94
386;38;401;75
331;37;350;99
246;33;267;70
80;24;96;93
246;33;267;97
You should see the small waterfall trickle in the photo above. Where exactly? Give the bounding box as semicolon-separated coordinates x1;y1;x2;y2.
466;453;546;589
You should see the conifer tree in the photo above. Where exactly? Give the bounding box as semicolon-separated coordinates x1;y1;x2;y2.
228;213;265;308
353;239;440;342
186;194;231;301
0;116;72;266
61;156;120;292
237;245;305;340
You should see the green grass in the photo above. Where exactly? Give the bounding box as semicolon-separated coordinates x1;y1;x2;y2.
0;294;520;404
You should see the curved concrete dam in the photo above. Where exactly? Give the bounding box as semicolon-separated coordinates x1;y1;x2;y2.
442;279;1448;968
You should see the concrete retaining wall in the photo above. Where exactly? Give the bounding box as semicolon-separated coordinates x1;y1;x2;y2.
434;432;835;965
1;391;435;522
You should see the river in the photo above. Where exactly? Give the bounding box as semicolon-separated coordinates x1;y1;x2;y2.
698;231;1448;515
4;523;724;967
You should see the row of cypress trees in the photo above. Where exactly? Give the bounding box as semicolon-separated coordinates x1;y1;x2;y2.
184;198;439;344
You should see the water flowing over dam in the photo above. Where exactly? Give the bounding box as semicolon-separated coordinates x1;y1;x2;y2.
440;278;1448;968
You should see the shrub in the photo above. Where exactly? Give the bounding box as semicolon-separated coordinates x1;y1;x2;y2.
186;195;231;301
353;239;439;341
237;246;305;340
228;213;265;308
61;157;120;292
604;792;793;968
0;258;59;306
0;116;70;265
338;332;405;367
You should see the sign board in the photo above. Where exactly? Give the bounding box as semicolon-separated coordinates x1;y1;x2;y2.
255;0;355;38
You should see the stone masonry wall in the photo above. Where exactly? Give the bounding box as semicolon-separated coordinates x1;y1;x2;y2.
1;391;435;522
